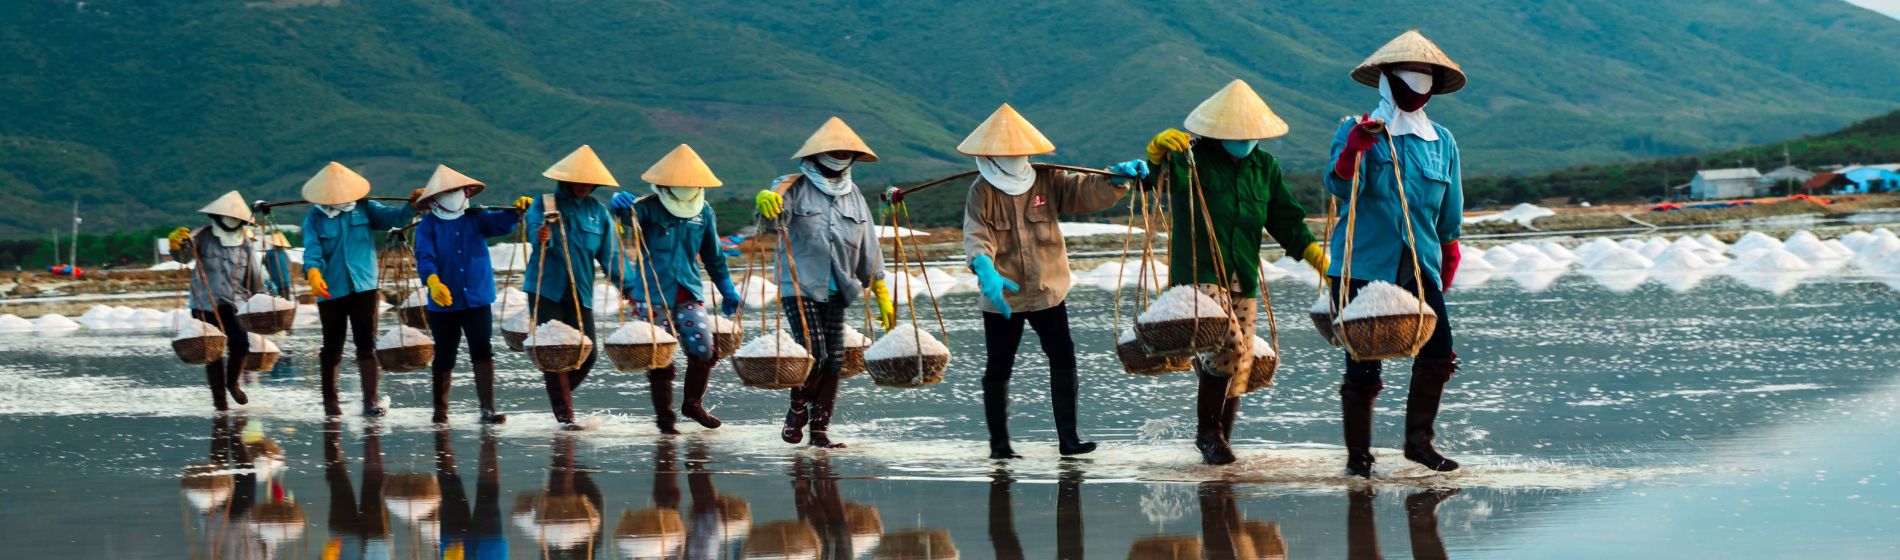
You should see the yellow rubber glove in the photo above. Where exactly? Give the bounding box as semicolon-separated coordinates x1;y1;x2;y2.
513;196;533;211
307;268;331;300
167;227;192;251
871;279;896;331
1147;128;1193;163
1302;243;1331;283
756;189;784;219
426;274;453;307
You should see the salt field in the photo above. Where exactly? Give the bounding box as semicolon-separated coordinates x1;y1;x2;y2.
3;228;1900;557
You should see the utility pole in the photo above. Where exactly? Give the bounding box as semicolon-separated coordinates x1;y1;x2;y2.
50;228;59;267
70;199;80;267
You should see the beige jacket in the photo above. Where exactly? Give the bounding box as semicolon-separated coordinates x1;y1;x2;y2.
962;167;1128;314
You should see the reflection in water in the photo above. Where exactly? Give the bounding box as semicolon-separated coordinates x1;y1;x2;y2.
325;420;391;559
791;453;883;559
1128;482;1291;560
527;434;605;558
181;415;261;559
1346;487;1458;560
436;429;507;560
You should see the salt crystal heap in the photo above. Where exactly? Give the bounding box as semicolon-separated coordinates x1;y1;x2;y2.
1483;246;1520;268
866;324;949;360
398;288;428;308
735;329;810;359
377;325;430;349
1338;281;1434;322
0;314;33;332
524;320;588;348
36;314;81;331
1139;286;1227;323
710;314;740;334
842;324;868;348
174;319;223;340
1730;232;1783;255
1582;247;1654;271
1649;245;1712;270
1506;251;1564;272
241;294;297;314
503;310;531;334
1249;335;1277;358
606;320;677;345
1727;248;1812;274
1782;232;1846;263
1538;241;1578;261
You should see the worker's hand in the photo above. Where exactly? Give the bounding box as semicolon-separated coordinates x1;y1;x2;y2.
513;196;533;211
1107;159;1149;183
408;187;425;206
1440;241;1462;291
971;254;1019;319
871;279;896;330
306;268;331;300
426;274;453;307
610;191;637;213
1333;114;1384;179
167;227;192;251
1301;243;1331;276
755;190;784;220
1146;128;1193;164
715;277;742;316
536;225;551;244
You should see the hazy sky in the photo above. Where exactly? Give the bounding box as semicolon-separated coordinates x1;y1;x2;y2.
1845;0;1900;19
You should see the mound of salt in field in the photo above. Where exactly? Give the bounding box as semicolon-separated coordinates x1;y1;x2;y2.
1539;241;1578;261
1638;237;1671;259
738;276;778;309
36;314;82;331
1465;203;1554;227
1576;238;1621;260
1506;251;1565;272
1783;235;1845;262
606;321;677;345
1459;251;1497;271
1504;243;1545;259
1649;246;1713;270
1731;231;1783;254
1484;247;1520;267
1695;234;1728;252
1727;248;1812;274
1582;247;1654;271
735;330;809;358
866;324;949;360
0;314;35;332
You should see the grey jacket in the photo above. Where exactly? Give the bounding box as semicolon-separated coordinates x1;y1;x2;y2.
176;227;262;311
769;175;883;305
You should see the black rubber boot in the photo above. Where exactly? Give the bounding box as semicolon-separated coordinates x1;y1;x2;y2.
1403;356;1461;472
223;353;249;406
319;353;342;417
431;367;453;424
206;361;229;412
1406;488;1458;560
543;371;579;430
473;359;506;424
1194;366;1237;465
680;357;721;429
1341;381;1382;478
1050;366;1095;456
982;369;1020;459
649;366;680;435
807;372;845;449
782;387;809;444
357;357;385;417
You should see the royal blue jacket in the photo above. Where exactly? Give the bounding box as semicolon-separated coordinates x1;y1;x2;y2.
415;209;518;312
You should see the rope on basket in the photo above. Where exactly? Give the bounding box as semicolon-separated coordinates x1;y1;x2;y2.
888;200;950;349
496;212;529;330
525;206;591;372
613;207;679;367
1334;131;1430;361
175;236;229;349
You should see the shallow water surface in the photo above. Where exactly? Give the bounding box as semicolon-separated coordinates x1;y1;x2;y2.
1;274;1897;558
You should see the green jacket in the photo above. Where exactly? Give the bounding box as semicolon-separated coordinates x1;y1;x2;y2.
1153;142;1317;298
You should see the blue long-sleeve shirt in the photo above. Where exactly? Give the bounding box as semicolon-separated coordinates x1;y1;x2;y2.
523;189;635;309
415;209;519;312
300;201;416;302
261;246;293;298
1323;119;1463;285
615;195;732;308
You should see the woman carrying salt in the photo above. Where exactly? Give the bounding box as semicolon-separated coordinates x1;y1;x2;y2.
607;144;743;435
753;117;896;448
299;162;418;417
1324;30;1467;477
955;103;1145;459
1145;79;1328;465
524;145;643;429
166;191;265;411
412;164;530;424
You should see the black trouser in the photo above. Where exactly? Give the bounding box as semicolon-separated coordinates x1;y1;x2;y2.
191;303;251;360
317;290;380;363
980;302;1079;444
1329;267;1454;387
532;295;598;385
428;305;494;371
784;296;848;433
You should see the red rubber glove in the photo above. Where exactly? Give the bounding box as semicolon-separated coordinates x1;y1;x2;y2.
1332;114;1383;180
1440;241;1461;291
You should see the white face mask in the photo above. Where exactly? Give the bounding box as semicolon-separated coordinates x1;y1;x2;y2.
318;201;357;218
651;184;706;219
976;156;1035;196
1374;72;1440;141
210;216;247;247
817;154;856;172
431;189;469;220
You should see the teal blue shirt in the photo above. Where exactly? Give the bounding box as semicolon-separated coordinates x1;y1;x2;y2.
300;201;416;302
1323;119;1463;285
523;189;636;309
617;196;732;308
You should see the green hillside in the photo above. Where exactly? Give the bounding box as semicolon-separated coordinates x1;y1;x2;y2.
4;0;1900;236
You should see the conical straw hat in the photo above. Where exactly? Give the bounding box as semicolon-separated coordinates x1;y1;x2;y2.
266;232;291;248
199;191;255;224
1352;29;1465;94
301;162;371;205
791;117;878;162
956;103;1055;157
1183;79;1290;140
641;144;723;188
417;164;486;203
542;145;621;187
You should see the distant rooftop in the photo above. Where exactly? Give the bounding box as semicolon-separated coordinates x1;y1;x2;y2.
1695;168;1762;180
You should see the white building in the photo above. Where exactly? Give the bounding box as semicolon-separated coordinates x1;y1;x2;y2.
1689;168;1763;200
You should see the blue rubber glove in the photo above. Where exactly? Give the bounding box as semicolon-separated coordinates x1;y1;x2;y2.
971;254;1019;319
1107;159;1149;183
610;191;637;213
714;277;742;316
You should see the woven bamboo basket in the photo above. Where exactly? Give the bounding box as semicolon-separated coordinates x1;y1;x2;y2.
733;355;812;389
238;309;296;335
1240;521;1288;560
867;354;948;388
376;343;434;373
1127;535;1201;560
844;501;883;539
173;334;227;365
1117;339;1191;376
604;341;678;372
840;345;868;379
1245;354;1280;394
713;330;742;359
180;463;235;512
615;508;686;559
716;496;752;542
242;348;281;373
1135;317;1231;357
1309;309;1341;347
502;328;529;352
1337;313;1436;361
744;521;821;560
250;502;308;545
872;529;958;560
395;305;430;330
534;494;602;549
528;339;593;374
